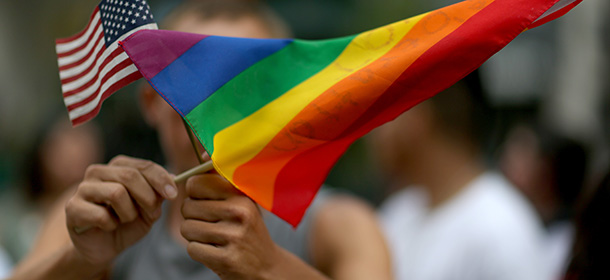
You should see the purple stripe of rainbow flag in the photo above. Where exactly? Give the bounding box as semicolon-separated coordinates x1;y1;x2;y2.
121;0;581;226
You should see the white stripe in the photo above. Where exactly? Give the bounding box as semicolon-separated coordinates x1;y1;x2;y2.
56;12;102;53
68;65;138;120
533;0;578;23
59;23;158;79
63;52;130;105
60;41;116;87
57;26;104;67
59;39;107;80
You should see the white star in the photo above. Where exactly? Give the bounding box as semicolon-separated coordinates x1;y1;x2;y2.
145;10;149;14
122;24;126;30
142;15;147;20
125;17;129;22
122;9;126;14
135;12;140;17
131;19;136;24
128;10;132;15
120;1;123;5
131;3;136;8
138;5;143;11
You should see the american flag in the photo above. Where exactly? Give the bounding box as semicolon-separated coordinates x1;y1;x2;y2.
56;0;157;126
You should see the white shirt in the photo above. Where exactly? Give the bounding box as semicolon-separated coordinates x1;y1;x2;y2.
0;246;11;279
379;172;549;280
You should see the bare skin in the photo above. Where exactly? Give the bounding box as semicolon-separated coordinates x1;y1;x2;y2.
10;12;391;280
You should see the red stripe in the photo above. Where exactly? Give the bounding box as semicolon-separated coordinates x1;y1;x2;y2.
272;0;561;225
56;7;100;44
69;71;142;126
57;20;103;58
66;59;135;110
58;31;106;72
62;47;124;97
528;0;581;29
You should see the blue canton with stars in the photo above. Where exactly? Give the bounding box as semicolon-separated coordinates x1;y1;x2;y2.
98;0;156;47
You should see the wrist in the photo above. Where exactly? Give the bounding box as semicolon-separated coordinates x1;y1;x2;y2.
261;245;329;280
65;245;112;278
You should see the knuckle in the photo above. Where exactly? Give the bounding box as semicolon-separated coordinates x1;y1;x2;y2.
137;159;155;171
107;185;128;202
229;203;254;223
109;155;130;165
84;164;103;178
117;167;139;184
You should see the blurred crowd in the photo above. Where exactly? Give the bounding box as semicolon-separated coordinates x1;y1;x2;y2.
0;0;608;279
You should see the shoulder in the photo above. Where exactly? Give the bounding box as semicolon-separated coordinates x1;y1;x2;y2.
308;189;392;279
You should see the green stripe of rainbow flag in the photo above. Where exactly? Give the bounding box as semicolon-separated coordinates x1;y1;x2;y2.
121;0;581;226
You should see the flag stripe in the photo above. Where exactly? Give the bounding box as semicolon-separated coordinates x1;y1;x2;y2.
150;36;293;115
59;39;113;79
67;65;140;120
56;9;101;49
61;46;122;95
226;0;490;212
57;20;103;58
182;36;356;156
58;26;105;67
64;51;130;104
69;70;142;126
66;59;135;110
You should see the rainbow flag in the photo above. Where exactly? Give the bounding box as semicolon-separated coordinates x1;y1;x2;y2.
120;0;580;226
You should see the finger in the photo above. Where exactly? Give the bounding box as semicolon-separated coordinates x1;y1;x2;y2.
181;198;257;223
186;241;230;268
66;196;119;232
84;165;162;217
109;155;178;200
186;174;242;200
78;181;140;223
201;153;211;162
180;219;229;246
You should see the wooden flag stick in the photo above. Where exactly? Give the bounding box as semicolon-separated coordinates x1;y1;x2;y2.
173;160;215;183
182;119;205;164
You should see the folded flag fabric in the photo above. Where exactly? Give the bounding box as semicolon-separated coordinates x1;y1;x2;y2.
56;0;157;126
120;0;580;226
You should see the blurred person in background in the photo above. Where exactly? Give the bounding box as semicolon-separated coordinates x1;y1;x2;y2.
10;1;392;279
564;167;610;279
0;245;10;279
500;122;588;278
372;73;549;280
0;113;104;263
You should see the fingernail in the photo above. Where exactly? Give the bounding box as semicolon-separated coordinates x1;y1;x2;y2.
165;184;178;199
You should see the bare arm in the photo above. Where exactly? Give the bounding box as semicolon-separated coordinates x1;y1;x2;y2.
11;190;108;280
310;195;393;280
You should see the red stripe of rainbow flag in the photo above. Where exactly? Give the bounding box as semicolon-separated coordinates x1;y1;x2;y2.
121;0;581;226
